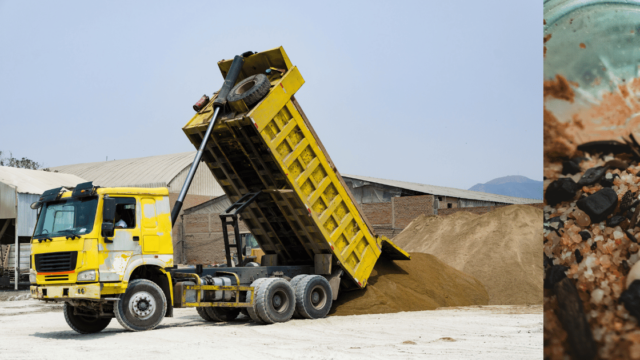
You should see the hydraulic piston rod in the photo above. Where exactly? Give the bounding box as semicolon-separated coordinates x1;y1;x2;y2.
171;55;245;226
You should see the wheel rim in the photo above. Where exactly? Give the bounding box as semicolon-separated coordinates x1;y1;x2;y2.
271;289;289;314
129;291;156;320
235;80;256;95
309;285;327;310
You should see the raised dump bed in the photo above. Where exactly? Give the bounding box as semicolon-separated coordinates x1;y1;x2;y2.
183;47;409;290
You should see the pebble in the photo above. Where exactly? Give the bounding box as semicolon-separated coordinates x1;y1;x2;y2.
605;159;629;170
577;140;630;155
572;209;591;227
575;249;583;264
591;242;598;251
578;166;608;187
621;191;638;212
592;288;605;304
621;280;640;321
608;216;627;227
579;230;591;240
544;265;568;289
546;178;579;206
563;160;582;175
577;188;619;223
601;178;614;188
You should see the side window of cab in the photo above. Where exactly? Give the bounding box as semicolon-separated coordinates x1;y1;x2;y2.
114;197;136;229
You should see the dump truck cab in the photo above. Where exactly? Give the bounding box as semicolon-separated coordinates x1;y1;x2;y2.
30;184;175;332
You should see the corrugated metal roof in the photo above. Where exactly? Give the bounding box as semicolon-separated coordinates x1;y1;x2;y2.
341;174;542;205
51;152;198;189
0;166;87;195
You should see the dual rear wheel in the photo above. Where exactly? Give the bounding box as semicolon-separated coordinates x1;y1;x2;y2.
243;275;332;324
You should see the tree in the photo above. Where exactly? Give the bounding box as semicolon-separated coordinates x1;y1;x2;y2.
0;151;43;170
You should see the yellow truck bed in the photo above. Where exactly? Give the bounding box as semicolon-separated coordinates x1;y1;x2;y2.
183;47;409;289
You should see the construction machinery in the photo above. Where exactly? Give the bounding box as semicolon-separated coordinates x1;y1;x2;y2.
29;47;410;333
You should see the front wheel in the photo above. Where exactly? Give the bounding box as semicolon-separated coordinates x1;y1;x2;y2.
64;302;111;334
115;279;166;331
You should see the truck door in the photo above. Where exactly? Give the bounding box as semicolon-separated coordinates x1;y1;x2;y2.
140;198;159;253
100;197;141;282
110;197;141;252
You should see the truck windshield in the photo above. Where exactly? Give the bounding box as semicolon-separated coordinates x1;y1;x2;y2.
33;197;98;238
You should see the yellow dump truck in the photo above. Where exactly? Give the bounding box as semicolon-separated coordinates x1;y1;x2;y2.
29;47;409;333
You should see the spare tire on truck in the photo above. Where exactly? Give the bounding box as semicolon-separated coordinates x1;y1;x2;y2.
227;74;270;108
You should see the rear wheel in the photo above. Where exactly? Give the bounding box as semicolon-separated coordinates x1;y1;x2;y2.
256;278;296;324
247;278;269;324
196;307;215;322
115;279;166;331
205;307;240;322
294;275;333;319
289;275;308;319
63;302;111;334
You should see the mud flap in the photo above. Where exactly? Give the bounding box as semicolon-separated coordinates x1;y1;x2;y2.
379;237;411;260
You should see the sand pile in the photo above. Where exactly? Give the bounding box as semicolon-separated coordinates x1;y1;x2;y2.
393;205;543;305
330;253;488;316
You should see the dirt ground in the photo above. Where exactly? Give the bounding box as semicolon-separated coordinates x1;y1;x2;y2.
0;298;542;359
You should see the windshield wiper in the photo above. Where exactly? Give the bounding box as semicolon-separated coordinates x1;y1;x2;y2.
36;236;53;243
58;229;80;240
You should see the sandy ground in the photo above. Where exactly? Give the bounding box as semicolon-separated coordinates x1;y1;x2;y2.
0;298;542;360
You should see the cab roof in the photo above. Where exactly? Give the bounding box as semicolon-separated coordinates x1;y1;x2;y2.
58;187;169;198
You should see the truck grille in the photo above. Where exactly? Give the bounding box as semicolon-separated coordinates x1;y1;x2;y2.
44;275;69;282
34;251;77;273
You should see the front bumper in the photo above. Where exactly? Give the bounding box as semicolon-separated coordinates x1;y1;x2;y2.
30;283;101;300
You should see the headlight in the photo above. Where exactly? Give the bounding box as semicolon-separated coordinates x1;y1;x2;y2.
29;274;37;284
77;270;96;282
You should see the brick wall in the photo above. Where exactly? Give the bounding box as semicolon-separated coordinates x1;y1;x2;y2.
393;195;435;229
168;193;215;262
361;202;392;226
361;195;435;238
181;211;248;265
436;203;544;216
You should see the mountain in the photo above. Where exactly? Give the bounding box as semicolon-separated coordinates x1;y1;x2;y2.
468;175;543;200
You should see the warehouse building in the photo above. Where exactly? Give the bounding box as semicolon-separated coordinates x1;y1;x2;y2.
341;174;541;238
51;152;224;260
0;166;87;289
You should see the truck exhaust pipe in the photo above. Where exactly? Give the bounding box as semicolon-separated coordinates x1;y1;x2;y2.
171;54;246;227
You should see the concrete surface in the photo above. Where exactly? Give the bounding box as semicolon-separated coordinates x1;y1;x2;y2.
0;299;542;359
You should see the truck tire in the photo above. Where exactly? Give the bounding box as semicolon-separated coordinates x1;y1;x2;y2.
63;302;111;334
205;307;241;322
256;278;296;324
196;307;216;322
247;278;269;324
227;74;270;107
115;279;167;331
294;275;333;319
289;275;308;319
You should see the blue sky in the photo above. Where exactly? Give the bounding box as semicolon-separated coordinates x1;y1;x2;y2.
0;1;541;190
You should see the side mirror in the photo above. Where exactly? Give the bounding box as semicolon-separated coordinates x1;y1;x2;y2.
102;198;116;238
103;198;116;222
102;222;115;238
30;202;42;210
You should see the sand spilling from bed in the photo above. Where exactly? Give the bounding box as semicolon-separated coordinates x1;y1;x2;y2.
330;252;489;316
393;205;543;305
